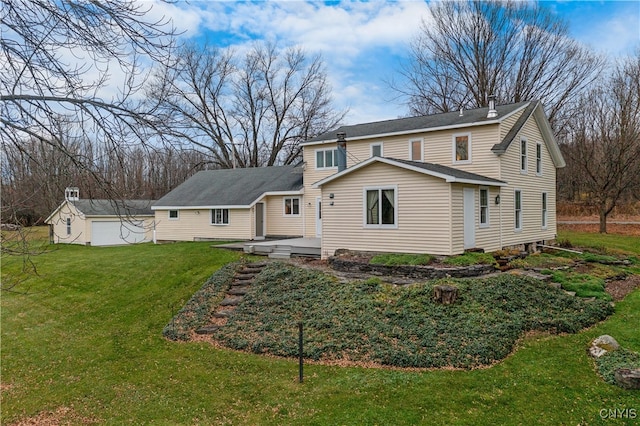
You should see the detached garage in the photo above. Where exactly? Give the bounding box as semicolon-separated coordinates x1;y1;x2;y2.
46;189;155;246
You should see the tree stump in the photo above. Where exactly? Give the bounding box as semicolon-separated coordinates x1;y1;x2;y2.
433;285;458;305
614;368;640;390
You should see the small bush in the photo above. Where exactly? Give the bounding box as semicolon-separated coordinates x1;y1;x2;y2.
443;252;497;266
595;348;640;386
370;253;435;266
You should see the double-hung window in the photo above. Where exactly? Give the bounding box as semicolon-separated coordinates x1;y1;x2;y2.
364;187;397;228
479;188;489;227
211;208;229;225
409;139;423;161
284;197;300;216
536;143;542;175
316;148;338;169
453;133;471;164
515;190;523;231
541;192;548;228
520;138;528;173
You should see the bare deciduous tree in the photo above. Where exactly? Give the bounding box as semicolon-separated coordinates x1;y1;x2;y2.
562;53;640;233
147;41;346;168
394;0;604;128
1;0;177;201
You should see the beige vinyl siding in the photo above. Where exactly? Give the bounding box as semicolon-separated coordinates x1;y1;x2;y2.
303;143;338;237
499;107;525;142
48;201;88;245
154;209;252;241
264;195;304;236
499;115;557;247
320;162;455;258
473;186;502;252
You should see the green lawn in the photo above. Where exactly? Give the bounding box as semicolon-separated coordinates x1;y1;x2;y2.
1;229;639;425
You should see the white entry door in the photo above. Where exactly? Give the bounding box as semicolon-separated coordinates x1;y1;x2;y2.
463;188;476;249
316;196;322;237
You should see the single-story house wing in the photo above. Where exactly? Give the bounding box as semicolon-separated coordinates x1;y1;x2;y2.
152;164;304;242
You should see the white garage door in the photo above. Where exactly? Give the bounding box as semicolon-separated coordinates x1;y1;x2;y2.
91;221;147;246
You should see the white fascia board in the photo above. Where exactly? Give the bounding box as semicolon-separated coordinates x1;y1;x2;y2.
449;178;507;187
151;205;250;210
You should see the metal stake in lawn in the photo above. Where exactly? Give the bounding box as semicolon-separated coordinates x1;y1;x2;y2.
298;322;304;383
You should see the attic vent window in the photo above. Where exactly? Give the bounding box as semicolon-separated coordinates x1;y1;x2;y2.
65;187;79;201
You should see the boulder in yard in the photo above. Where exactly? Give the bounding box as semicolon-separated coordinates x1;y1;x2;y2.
588;335;620;358
614;368;640;390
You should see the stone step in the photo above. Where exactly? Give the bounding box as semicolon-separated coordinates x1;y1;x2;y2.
213;310;233;319
195;325;221;334
220;296;243;306
246;262;268;268
231;279;253;287
241;267;264;274
228;286;250;296
235;273;255;280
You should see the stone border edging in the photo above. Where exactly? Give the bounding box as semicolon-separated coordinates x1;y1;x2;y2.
328;257;497;279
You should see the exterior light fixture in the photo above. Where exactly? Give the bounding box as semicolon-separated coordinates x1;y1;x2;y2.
495;194;501;205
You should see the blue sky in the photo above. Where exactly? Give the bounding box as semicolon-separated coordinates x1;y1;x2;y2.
151;0;640;125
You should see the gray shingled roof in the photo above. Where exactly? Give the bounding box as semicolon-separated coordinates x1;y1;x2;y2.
388;158;506;185
153;165;304;208
305;101;531;143
73;199;155;216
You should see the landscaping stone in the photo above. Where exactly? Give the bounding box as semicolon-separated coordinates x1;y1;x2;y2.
588;335;621;358
593;335;620;352
614;368;640;390
328;257;496;279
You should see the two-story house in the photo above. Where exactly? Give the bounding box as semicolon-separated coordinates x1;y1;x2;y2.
151;100;565;258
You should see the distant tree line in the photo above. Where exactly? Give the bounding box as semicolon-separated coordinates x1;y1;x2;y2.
2;0;638;232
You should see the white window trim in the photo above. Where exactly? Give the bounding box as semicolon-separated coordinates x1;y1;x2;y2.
283;197;301;217
315;148;338;170
210;208;229;226
370;142;384;158
536;142;543;176
515;189;523;232
409;138;423;162
541;192;548;230
363;185;398;229
479;187;490;228
520;137;528;174
168;210;179;220
452;132;472;164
